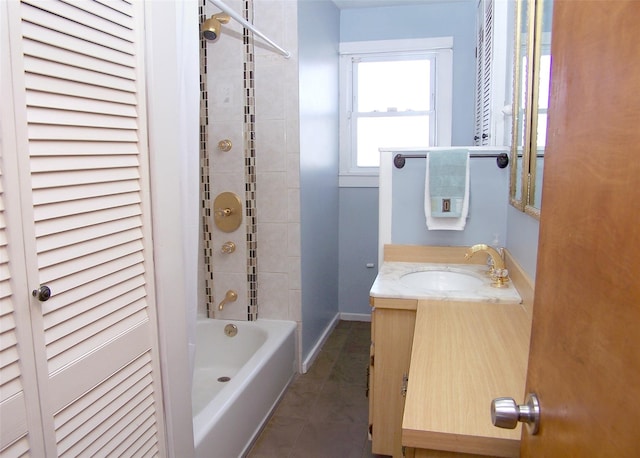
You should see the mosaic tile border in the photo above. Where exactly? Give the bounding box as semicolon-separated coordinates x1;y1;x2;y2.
243;0;258;321
199;0;258;320
199;1;215;318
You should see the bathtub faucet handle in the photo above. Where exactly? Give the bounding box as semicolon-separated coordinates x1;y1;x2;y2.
221;241;236;254
219;290;238;311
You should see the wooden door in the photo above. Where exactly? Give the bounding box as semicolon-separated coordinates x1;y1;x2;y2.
522;1;640;455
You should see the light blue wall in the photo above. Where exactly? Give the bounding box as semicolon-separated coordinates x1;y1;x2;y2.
506;206;539;280
341;1;477;146
338;187;379;316
391;154;509;247
298;1;341;360
290;0;542;383
337;1;478;316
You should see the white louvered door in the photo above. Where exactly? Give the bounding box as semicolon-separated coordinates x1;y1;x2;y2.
474;0;494;146
1;1;167;456
0;100;47;457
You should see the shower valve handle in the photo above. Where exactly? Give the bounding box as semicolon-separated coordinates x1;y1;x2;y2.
215;208;233;218
221;241;236;254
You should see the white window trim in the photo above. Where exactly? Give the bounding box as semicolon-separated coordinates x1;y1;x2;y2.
339;37;454;187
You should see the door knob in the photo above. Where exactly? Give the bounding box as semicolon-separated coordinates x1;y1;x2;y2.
491;392;540;435
32;285;52;302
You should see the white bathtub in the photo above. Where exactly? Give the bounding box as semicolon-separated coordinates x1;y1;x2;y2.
192;319;296;457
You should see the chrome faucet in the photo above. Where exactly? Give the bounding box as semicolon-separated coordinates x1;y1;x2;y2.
218;290;238;311
465;244;509;287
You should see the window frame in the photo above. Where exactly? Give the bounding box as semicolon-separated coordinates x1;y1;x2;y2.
351;54;436;168
339;37;454;187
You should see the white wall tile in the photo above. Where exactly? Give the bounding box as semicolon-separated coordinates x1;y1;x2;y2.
288;188;300;222
255;119;286;172
288;256;301;290
255;64;285;120
257;172;288;223
288;289;302;322
257;272;289;319
287;222;301;257
202;0;301;325
257;222;288;273
287;153;300;189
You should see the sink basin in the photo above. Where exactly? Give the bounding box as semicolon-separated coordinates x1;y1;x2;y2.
400;269;484;292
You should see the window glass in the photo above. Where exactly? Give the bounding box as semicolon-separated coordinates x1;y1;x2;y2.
356;116;430;167
353;57;434;168
356;60;431;112
536;53;551;148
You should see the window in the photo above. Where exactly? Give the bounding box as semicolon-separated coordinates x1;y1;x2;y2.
353;57;434;167
339;38;453;187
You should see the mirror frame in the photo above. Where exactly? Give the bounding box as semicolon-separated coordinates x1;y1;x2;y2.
525;0;544;218
510;0;550;219
509;0;533;212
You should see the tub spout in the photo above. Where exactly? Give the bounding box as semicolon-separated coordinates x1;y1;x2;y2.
218;290;238;311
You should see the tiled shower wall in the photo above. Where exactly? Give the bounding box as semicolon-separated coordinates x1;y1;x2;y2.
198;0;302;344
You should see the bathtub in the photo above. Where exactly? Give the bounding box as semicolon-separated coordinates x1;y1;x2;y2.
192;318;297;457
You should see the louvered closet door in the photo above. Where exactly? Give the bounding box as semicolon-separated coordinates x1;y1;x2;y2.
3;0;167;456
2;5;48;455
0;123;46;456
474;0;493;146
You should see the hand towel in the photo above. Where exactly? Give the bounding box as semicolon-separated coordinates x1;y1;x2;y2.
424;150;470;230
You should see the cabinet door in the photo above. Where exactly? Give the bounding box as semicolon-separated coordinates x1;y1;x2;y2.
1;1;166;455
370;307;416;457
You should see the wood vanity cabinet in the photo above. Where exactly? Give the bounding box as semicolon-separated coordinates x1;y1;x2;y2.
369;297;417;457
404;448;495;457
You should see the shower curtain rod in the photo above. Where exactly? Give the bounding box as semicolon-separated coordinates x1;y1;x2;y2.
206;0;291;59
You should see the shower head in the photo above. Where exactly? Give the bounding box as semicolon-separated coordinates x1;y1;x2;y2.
201;13;230;42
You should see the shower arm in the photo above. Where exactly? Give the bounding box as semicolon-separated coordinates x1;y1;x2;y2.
206;0;291;59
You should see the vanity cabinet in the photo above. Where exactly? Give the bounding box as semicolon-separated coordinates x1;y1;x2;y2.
404;448;494;457
368;246;533;458
402;301;531;458
369;297;417;457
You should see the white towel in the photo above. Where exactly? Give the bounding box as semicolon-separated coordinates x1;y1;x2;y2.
424;150;470;230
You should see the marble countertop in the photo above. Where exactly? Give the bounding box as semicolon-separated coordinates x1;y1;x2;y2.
370;261;522;304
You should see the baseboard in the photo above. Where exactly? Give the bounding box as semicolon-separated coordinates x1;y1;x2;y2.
339;312;371;322
301;313;340;373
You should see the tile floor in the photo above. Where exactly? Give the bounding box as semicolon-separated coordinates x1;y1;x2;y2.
247;320;388;458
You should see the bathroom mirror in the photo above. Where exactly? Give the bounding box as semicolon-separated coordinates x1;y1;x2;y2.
509;0;531;209
509;0;553;218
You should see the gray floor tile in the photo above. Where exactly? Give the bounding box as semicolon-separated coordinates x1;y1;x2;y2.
248;416;304;458
289;422;366;458
248;320;376;458
310;379;369;425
